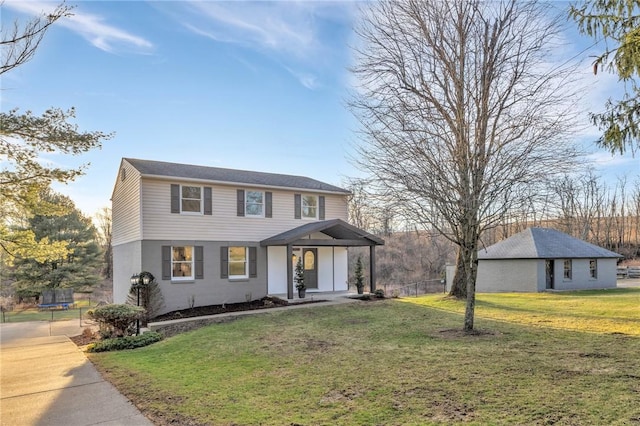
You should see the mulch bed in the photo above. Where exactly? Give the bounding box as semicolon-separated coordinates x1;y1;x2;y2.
151;296;293;322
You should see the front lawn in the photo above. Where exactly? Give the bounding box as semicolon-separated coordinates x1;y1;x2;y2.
402;288;640;335
90;291;640;425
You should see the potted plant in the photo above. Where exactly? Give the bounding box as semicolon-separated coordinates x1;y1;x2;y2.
355;255;365;295
295;258;306;298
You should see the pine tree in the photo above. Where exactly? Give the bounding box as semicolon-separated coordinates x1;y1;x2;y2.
11;190;102;297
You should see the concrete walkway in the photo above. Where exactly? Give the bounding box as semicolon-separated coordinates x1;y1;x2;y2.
0;320;152;426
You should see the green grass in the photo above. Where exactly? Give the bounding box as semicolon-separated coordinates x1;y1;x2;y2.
400;288;640;335
2;299;96;322
90;292;640;425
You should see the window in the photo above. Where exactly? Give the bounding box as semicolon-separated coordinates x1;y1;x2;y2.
162;246;203;281
294;194;324;220
589;259;597;279
563;259;572;280
245;191;264;217
221;246;257;279
172;246;193;280
237;189;272;217
302;195;318;219
181;186;202;213
229;247;248;278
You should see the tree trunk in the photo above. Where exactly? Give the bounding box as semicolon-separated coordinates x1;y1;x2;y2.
462;234;479;332
449;248;466;298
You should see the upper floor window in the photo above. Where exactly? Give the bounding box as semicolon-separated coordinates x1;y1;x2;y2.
171;184;211;215
237;189;272;218
181;186;202;213
245;191;264;217
294;193;325;220
563;259;572;280
302;195;318;219
172;246;194;280
589;259;597;279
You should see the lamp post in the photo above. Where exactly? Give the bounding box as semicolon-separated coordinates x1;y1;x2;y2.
131;272;152;336
130;274;140;335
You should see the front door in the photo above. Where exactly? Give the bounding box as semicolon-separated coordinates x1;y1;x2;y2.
303;248;318;289
545;260;554;290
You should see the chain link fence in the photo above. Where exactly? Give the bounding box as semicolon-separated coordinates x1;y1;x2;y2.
381;279;447;298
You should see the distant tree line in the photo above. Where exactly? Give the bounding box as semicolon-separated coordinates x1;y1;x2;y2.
346;170;640;292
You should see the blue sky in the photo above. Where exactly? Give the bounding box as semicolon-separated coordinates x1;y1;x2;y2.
2;1;638;218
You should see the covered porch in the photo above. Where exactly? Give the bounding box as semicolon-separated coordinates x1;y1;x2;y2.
261;219;385;300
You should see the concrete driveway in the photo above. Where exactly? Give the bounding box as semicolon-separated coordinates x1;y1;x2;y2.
0;320;153;426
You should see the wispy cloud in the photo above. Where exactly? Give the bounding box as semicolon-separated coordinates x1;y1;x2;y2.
160;1;355;89
4;1;153;53
586;151;636;167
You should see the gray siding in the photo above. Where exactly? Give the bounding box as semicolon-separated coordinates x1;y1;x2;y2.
476;259;539;292
554;258;617;290
141;240;268;315
112;241;142;304
476;257;618;293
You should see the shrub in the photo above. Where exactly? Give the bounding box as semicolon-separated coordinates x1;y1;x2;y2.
87;331;162;353
88;304;146;337
355;255;365;290
374;289;385;299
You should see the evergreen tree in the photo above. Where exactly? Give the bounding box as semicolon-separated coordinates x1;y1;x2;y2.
570;0;640;154
11;190;102;297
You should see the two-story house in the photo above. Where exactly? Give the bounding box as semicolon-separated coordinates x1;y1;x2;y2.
111;158;383;315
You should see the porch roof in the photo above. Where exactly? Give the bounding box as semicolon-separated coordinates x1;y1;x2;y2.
260;219;384;247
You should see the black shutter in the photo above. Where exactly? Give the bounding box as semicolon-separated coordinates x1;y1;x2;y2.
220;246;229;278
294;194;301;219
237;189;245;217
195;246;204;279
265;192;272;218
249;247;257;278
162;246;171;280
171;184;180;213
204;187;212;215
319;196;325;220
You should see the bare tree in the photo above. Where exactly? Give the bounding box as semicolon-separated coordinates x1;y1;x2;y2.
351;0;582;331
1;2;72;75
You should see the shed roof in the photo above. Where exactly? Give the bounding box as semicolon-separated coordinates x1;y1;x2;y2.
124;158;350;194
478;227;622;260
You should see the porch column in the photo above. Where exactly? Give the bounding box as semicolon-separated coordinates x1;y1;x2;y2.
370;245;376;292
286;244;294;299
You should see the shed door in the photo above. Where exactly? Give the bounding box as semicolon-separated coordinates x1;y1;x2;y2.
545;260;554;290
303;248;318;289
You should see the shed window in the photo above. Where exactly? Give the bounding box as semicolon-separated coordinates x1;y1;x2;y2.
589;259;597;279
563;259;572;280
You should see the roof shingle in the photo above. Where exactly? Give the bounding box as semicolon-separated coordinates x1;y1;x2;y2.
478;227;622;259
124;158;350;194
